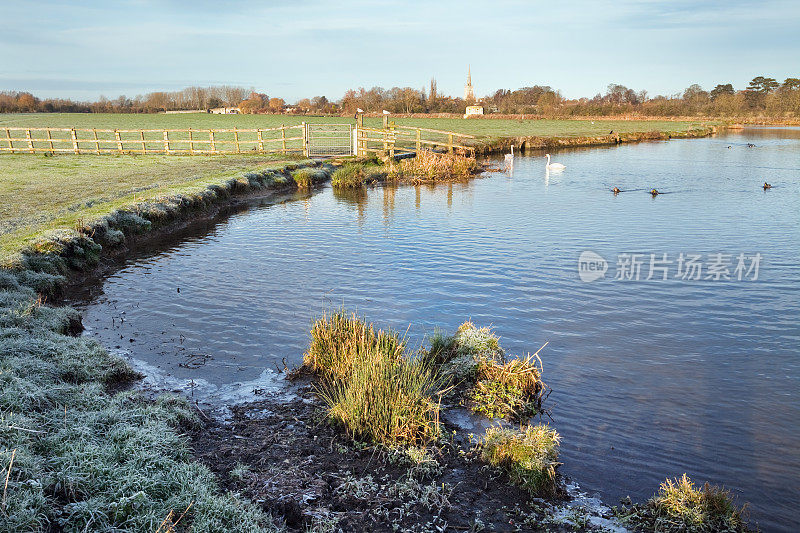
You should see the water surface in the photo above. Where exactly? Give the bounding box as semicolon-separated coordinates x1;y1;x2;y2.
79;128;800;531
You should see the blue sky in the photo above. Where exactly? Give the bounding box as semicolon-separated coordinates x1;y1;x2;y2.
1;0;797;102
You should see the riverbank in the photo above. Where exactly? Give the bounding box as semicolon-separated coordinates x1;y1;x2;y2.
1;127;759;531
0;161;332;531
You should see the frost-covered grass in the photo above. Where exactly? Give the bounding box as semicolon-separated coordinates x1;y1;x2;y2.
616;474;752;532
0;153;306;262
480;425;561;497
0;284;283;532
421;321;547;421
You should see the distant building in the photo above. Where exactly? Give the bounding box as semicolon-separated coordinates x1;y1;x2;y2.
464;66;475;102
209;107;240;114
464;105;484;118
164;109;205;114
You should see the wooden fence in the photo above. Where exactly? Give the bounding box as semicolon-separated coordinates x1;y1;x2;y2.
1;125;305;155
1;123;478;159
354;125;476;157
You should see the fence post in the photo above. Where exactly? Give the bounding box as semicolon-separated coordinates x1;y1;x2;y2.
47;129;54;152
140;130;147;154
415;128;421;153
281;126;286;154
209;130;216;153
257;129;264;152
93;128;100;154
114;130;123;153
301;122;308;157
448;133;453;154
5;128;13;153
71;128;79;154
188;128;194;155
234;127;240;153
26;129;34;153
163;130;170;154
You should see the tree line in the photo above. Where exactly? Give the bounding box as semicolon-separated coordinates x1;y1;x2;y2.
1;76;798;118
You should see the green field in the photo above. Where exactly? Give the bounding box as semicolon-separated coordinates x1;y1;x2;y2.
0;113;711;260
0;153;299;260
0;112;710;140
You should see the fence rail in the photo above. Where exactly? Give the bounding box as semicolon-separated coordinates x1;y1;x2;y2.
1;126;305;155
1;123;479;159
354;125;476;157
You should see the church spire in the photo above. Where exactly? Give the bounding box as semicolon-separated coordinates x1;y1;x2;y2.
464;66;475;102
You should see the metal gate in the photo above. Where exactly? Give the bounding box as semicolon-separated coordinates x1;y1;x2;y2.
305;123;353;157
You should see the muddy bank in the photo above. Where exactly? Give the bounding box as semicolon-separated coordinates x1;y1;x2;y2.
191;380;620;533
472;126;717;155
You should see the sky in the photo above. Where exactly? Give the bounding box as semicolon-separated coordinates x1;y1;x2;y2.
1;0;798;102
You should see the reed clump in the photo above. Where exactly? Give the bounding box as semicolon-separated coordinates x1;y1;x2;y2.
617;474;752;532
389;151;479;182
303;311;443;446
480;425;561;497
302;311;405;381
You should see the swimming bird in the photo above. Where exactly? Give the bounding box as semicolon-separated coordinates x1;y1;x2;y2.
545;154;565;170
650;189;660;196
763;182;772;190
747;143;756;148
504;145;514;170
612;187;621;194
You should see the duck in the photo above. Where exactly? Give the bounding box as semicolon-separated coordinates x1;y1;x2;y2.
612;187;621;194
650;189;660;196
763;182;772;190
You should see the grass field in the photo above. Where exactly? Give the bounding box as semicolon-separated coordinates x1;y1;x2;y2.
0;112;710;140
0;113;711;260
0;153;299;260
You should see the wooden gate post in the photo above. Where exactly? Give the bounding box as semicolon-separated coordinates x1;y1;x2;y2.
234;127;240;153
47;129;55;152
93;128;100;154
26;129;34;153
415;128;421;153
70;128;79;154
163;130;170;154
5;128;14;153
114;130;123;153
448;133;453;154
281;126;286;154
257;129;264;152
209;130;216;153
302;122;308;157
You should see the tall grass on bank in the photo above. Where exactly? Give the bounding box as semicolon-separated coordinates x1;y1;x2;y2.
388;151;479;182
302;311;442;446
480;425;561;497
302;311;405;381
0;284;282;532
617;474;752;532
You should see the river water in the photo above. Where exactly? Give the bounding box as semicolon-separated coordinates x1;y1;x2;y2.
77;127;799;531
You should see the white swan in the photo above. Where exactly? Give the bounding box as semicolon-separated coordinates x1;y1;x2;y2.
545;154;565;170
504;145;514;171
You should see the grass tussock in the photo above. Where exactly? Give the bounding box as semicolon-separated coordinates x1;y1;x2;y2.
330;161;385;188
302;311;442;446
422;321;547;420
291;167;328;189
321;351;441;446
480;425;561;497
302;310;405;381
617;474;752;532
389;151;479;182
